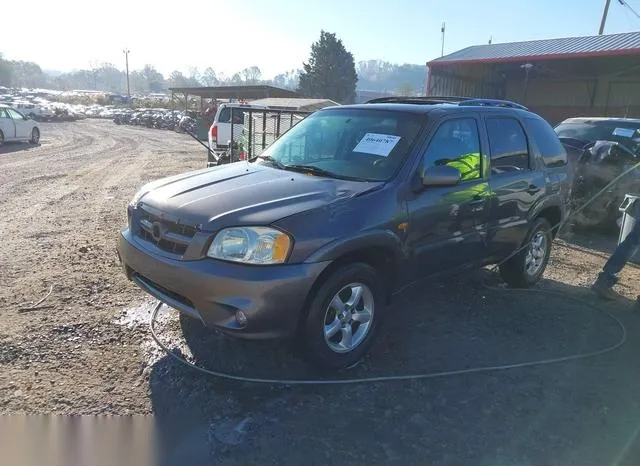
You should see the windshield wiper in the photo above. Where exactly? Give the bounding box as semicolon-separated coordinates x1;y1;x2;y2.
251;155;286;169
283;164;368;181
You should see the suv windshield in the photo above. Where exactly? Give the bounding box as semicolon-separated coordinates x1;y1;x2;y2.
555;120;640;154
255;108;425;181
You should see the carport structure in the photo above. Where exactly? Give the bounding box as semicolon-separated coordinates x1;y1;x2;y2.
426;31;640;124
168;85;299;113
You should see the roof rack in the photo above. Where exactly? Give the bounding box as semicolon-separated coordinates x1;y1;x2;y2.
459;99;528;110
366;96;464;105
365;96;528;111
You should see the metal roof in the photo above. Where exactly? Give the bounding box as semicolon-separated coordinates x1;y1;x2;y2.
249;98;339;111
168;85;299;99
429;31;640;66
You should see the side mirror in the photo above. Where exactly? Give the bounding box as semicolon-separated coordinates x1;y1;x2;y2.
421;165;462;187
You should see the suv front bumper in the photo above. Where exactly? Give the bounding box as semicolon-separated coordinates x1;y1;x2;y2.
117;227;330;339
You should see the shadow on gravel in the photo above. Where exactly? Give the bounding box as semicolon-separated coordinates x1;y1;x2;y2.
559;231;640;267
0;141;39;155
147;271;640;465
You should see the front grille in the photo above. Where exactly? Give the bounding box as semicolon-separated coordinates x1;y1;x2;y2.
135;208;197;256
133;273;195;309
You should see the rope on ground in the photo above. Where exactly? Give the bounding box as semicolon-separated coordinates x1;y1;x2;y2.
19;285;53;312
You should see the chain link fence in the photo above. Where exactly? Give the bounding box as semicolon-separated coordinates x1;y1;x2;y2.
230;107;310;160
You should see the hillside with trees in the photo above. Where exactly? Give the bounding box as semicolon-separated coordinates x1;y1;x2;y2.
0;52;425;97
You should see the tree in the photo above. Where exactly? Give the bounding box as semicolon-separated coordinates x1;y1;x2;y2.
168;70;189;88
141;65;165;92
241;66;261;84
202;67;218;86
297;31;357;103
188;66;202;85
356;61;425;94
0;53;12;86
272;69;301;90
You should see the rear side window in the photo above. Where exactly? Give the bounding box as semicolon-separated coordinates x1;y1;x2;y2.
486;117;529;173
524;117;567;167
218;107;245;124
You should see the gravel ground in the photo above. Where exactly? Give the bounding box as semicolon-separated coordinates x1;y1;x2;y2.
1;119;640;465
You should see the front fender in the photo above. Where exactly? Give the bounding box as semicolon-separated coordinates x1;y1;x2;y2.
303;229;407;264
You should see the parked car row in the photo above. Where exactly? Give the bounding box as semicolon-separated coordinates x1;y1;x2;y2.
112;109;196;132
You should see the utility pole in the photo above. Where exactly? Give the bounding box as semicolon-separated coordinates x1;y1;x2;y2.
123;49;131;101
441;22;446;57
599;0;612;34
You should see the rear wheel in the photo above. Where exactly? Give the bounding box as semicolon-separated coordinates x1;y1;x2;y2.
0;130;4;147
499;218;552;288
30;127;40;144
301;263;385;370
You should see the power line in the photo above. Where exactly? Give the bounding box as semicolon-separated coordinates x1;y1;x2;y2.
618;0;640;20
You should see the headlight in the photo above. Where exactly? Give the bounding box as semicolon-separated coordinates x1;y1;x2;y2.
207;227;292;264
128;183;153;208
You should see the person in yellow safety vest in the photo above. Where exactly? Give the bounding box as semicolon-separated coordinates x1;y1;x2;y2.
438;151;481;181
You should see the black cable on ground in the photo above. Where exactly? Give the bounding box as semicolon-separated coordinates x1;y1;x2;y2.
149;286;627;385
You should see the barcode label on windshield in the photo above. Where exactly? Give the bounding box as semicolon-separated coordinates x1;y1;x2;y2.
613;127;636;138
353;133;401;157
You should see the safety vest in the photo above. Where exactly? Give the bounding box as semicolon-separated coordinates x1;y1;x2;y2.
446;152;481;181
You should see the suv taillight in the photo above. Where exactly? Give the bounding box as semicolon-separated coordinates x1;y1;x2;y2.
210;124;217;141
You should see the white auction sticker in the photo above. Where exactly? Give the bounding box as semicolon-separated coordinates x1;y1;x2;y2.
612;127;636;138
352;133;401;157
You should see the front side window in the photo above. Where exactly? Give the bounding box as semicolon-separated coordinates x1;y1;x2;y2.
255;109;425;181
486;117;530;173
422;118;481;181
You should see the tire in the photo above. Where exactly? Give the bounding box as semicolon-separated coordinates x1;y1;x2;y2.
301;263;385;370
499;218;553;288
29;127;40;144
0;130;4;147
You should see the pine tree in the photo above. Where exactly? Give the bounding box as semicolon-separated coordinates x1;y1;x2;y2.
298;31;358;104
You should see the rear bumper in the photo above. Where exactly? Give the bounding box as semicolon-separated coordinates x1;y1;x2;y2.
117;227;330;339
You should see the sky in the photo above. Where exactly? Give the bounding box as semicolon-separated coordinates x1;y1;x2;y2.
3;0;640;79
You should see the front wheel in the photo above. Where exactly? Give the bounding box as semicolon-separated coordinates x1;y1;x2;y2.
29;127;40;144
301;263;385;370
499;218;553;288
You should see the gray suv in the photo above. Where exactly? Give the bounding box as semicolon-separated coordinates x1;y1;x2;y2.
117;97;571;370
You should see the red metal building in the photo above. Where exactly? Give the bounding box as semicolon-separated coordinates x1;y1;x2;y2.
426;31;640;124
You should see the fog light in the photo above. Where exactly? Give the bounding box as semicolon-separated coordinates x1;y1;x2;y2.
235;310;248;327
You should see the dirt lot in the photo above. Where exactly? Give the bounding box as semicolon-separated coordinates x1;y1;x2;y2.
2;119;640;465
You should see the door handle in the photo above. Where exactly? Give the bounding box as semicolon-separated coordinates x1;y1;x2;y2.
526;184;541;195
469;194;485;205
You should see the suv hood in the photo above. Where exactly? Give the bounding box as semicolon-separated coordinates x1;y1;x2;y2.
137;162;381;231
